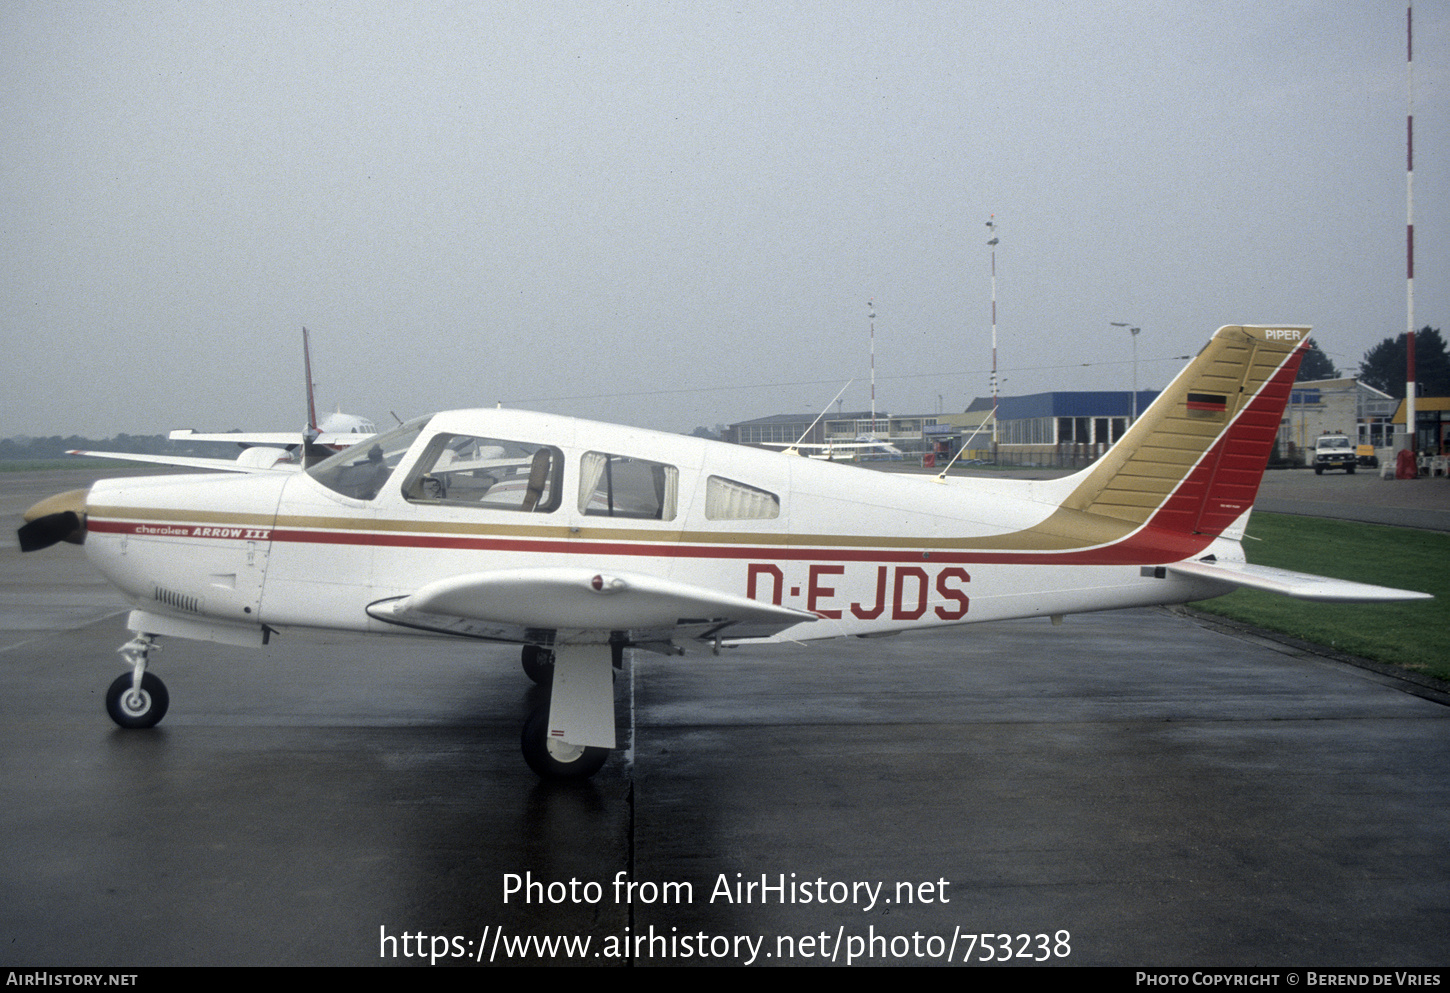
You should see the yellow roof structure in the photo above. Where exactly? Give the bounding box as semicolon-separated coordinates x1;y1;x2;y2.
1391;397;1450;424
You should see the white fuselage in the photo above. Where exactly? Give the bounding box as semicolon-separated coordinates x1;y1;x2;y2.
82;408;1235;649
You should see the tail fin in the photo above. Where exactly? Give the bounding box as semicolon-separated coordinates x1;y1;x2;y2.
1060;325;1309;539
302;326;320;433
300;326;332;468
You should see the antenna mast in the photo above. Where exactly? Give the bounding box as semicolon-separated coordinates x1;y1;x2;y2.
986;216;1000;449
1406;4;1417;450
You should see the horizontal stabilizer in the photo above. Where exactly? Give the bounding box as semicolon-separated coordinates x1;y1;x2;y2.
1168;560;1432;603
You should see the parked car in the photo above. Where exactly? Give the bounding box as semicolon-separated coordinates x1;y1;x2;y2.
1313;434;1356;474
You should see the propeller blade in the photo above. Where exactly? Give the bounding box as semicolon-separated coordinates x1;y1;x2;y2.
18;488;88;552
18;511;82;552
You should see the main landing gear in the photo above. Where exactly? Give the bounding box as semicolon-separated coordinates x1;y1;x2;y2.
98;633;618;782
520;644;554;685
520;705;609;779
517;642;620;781
105;633;169;729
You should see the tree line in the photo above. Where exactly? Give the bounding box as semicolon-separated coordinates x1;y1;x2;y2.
1297;326;1447;398
0;434;178;461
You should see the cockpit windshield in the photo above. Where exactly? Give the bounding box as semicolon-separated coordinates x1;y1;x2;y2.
307;415;432;500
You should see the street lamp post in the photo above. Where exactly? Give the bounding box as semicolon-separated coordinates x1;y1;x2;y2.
1110;322;1142;424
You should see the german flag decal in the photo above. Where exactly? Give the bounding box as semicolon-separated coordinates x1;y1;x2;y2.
1185;392;1228;414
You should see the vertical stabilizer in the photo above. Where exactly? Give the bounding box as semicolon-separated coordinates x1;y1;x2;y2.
300;327;332;467
1061;325;1310;538
302;326;320;432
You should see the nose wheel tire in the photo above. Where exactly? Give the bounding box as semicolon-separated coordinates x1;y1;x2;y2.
105;672;169;729
520;705;608;780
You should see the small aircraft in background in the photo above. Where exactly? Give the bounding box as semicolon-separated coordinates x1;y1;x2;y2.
756;385;906;462
19;325;1431;780
763;437;906;461
72;327;376;473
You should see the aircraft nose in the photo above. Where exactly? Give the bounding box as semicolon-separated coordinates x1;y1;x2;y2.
18;488;89;552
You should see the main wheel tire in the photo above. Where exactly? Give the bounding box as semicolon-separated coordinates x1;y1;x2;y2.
1347;464;1356;474
521;645;554;685
105;672;169;729
520;706;608;780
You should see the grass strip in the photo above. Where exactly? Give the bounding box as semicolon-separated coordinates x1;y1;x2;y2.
1192;513;1449;680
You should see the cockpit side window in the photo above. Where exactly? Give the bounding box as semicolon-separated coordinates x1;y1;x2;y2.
401;433;563;513
579;452;678;520
307;416;431;500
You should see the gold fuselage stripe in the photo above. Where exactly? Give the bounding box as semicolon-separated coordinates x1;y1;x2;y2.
87;502;1135;553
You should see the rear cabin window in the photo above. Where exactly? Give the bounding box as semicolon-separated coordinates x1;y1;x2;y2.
579;453;678;520
704;476;780;520
401;433;562;513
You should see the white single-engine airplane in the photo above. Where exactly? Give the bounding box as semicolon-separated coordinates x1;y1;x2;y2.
18;326;1431;779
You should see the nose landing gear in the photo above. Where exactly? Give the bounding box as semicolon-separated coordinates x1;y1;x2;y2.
106;633;169;729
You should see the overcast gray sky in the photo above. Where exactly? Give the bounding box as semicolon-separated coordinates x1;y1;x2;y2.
3;1;1445;438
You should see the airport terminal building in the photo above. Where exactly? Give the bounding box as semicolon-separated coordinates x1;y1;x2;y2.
725;394;1160;467
724;411;940;454
726;380;1417;468
961;390;1161;467
1284;378;1398;463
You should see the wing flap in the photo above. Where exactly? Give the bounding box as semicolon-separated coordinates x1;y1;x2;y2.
370;567;817;642
1168;560;1432;603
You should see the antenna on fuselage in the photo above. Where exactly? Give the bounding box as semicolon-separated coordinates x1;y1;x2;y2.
933;410;996;482
781;380;853;457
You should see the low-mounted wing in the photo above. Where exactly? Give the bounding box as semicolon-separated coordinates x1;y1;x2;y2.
367;567;818;645
67;448;299;473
